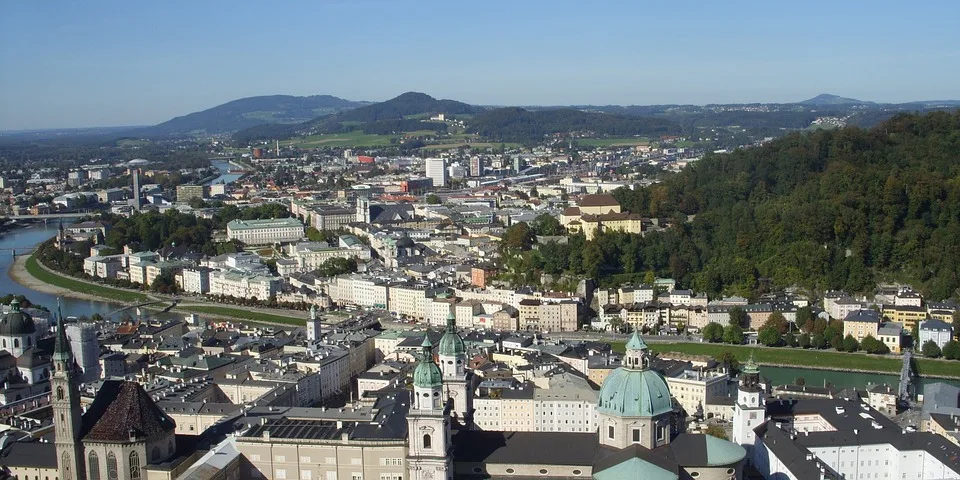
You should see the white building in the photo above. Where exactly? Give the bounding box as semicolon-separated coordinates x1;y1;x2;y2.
226;217;304;245
179;268;212;294
425;158;447;188
209;271;281;300
66;323;101;382
919;319;954;350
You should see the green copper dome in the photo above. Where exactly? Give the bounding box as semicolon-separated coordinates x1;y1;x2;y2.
437;311;465;357
597;331;672;417
413;336;443;388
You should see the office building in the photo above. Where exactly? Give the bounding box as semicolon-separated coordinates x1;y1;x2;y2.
425;157;447;188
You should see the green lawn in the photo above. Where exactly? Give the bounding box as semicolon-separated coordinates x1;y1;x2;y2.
577;137;650;147
611;342;960;378
26;255;149;303
179;305;305;327
281;132;397;148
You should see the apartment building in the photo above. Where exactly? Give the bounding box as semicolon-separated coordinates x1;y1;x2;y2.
518;299;580;332
882;304;928;332
665;369;732;421
842;309;881;342
327;274;390;309
210;271;281;300
226;217;304;245
178;267;212;294
920;319;954;350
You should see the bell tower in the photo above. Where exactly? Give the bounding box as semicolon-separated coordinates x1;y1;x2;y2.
732;351;765;457
53;314;86;480
407;337;451;480
437;308;472;425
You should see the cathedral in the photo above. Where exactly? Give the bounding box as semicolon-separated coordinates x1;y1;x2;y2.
51;314;179;480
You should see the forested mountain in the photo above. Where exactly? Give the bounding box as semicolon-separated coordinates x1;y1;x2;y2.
469;107;681;142
135;95;366;136
505;111;960;300
798;93;871;105
234;92;482;142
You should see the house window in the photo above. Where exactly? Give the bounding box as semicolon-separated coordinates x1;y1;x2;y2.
632;429;641;442
423;434;432;449
608;425;615;439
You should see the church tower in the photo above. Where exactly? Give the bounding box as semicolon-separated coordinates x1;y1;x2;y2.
406;337;452;480
437;308;472;426
355;195;370;224
53;314;86;480
732;351;765;457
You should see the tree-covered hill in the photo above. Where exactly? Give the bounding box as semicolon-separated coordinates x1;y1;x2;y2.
504;111;960;300
234;92;482;143
135;95;365;136
469;107;681;143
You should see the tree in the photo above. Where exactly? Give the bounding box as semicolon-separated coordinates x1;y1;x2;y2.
798;332;811;349
796;306;814;333
532;213;563;236
830;334;844;351
316;257;358;277
425;194;441;205
842;334;860;353
704;424;728;440
860;335;889;355
608;317;624;333
758;326;782;347
500;222;535;255
728;307;747;328
702;322;724;343
812;333;826;349
812;318;828;335
715;351;740;372
784;331;798;348
922;340;942;358
762;312;789;335
953;311;960;333
942;340;960;360
723;324;744;345
795;377;806;386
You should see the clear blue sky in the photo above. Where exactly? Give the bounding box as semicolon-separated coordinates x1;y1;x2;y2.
1;1;958;130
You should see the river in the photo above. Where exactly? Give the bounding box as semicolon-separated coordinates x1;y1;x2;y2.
206;159;244;186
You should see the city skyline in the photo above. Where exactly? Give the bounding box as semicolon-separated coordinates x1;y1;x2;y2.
0;1;958;130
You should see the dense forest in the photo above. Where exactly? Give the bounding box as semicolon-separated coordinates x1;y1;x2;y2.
470;107;681;143
503;111;960;300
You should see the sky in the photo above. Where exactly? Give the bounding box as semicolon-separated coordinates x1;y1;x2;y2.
1;1;959;130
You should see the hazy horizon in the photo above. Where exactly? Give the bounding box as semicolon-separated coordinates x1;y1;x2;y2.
2;1;959;130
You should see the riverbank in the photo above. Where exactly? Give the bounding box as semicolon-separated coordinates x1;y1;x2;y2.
626;342;960;380
12;252;311;328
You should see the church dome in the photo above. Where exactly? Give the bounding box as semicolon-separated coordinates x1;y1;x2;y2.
413;337;443;388
396;235;415;249
0;300;36;336
597;332;673;418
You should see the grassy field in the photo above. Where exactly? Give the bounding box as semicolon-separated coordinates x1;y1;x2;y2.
420;141;521;151
280;131;398;148
577;137;650;147
611;342;960;378
26;255;149;303
179;305;305;327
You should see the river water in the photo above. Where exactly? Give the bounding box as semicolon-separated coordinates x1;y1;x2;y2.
0;222;124;317
206;159;244;186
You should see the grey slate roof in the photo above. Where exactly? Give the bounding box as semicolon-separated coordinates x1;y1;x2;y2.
452;431;600;466
0;440;57;468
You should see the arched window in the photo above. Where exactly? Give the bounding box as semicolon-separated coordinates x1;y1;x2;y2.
129;452;141;480
61;453;72;480
106;452;118;480
14;338;19;348
422;434;432;449
2;338;6;348
27;336;32;347
56;387;64;401
88;451;100;480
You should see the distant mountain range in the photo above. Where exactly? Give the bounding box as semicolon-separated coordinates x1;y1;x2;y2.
131;94;369;136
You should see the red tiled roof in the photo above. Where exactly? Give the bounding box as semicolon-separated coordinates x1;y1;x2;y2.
82;380;176;442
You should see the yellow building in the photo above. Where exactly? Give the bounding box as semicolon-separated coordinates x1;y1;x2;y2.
580;212;646;240
882;304;928;332
842;309;881;342
877;322;904;353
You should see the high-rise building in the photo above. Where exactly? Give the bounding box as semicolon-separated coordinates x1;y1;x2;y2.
132;168;142;211
424;158;447;188
469;157;484;177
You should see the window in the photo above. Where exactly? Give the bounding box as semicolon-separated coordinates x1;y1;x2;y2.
61;453;72;480
301;472;312;480
539;469;548;475
250;455;261;462
56;387;64;401
505;469;515;474
106;453;118;480
277;456;286;462
572;470;582;476
129;452;141;480
690;473;700;479
276;469;287;479
608;425;615;439
632;429;641;442
351;475;362;480
88;452;100;480
423;434;432;449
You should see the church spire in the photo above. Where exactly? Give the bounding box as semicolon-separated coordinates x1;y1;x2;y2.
53;309;72;363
